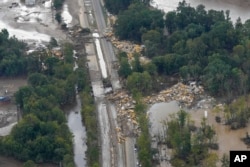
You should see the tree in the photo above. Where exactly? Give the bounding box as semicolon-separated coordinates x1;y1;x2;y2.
23;160;37;167
28;73;49;87
202;153;218;167
63;43;74;64
54;63;73;80
142;30;161;44
204;56;231;95
132;54;143;73
221;154;230;167
15;86;34;109
127;72;152;94
44;57;59;75
165;11;177;34
208;21;237;50
142;30;162;57
175;1;196;29
104;0;133;14
26;54;41;73
53;0;64;10
55;12;62;23
166;110;217;166
143;62;157;75
115;3;164;42
118;57;132;78
49;37;58;47
224;96;250;129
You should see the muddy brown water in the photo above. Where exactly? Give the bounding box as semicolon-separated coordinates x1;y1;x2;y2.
190;108;250;157
148;101;181;138
148;100;250;166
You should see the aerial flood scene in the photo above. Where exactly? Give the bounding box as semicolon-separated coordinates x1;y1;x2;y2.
1;0;250;167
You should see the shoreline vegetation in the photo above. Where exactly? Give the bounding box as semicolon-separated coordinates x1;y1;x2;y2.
77;48;100;167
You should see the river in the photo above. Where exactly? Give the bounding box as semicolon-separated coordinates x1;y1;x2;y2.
152;0;250;22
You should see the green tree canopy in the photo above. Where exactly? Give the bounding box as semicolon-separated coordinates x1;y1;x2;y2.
115;2;164;42
127;71;152;94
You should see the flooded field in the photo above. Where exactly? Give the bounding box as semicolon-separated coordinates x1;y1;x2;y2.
0;78;27;135
148;99;250;166
152;0;250;22
190;107;250;158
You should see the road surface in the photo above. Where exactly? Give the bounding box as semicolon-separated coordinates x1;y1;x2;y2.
85;42;112;167
78;0;137;166
90;0;139;167
91;0;121;90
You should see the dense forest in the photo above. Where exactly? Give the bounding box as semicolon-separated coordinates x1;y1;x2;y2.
104;0;150;14
0;29;28;76
113;0;250;100
0;29;87;166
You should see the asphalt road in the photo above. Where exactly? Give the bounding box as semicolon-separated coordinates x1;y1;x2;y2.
125;137;137;167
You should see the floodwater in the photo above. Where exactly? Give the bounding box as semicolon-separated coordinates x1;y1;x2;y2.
147;101;180;138
148;99;250;166
66;55;87;167
147;101;180;167
66;94;87;167
189;107;250;159
152;0;250;22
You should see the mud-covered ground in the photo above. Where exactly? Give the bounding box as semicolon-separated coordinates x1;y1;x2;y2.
0;0;68;44
0;78;27;130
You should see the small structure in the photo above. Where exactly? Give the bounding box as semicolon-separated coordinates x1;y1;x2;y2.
25;0;36;6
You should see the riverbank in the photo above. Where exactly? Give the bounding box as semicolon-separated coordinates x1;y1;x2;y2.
152;0;250;22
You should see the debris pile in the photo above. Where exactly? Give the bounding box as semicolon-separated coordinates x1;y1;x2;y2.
103;31;143;59
144;82;204;106
108;90;140;138
108;82;204;138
